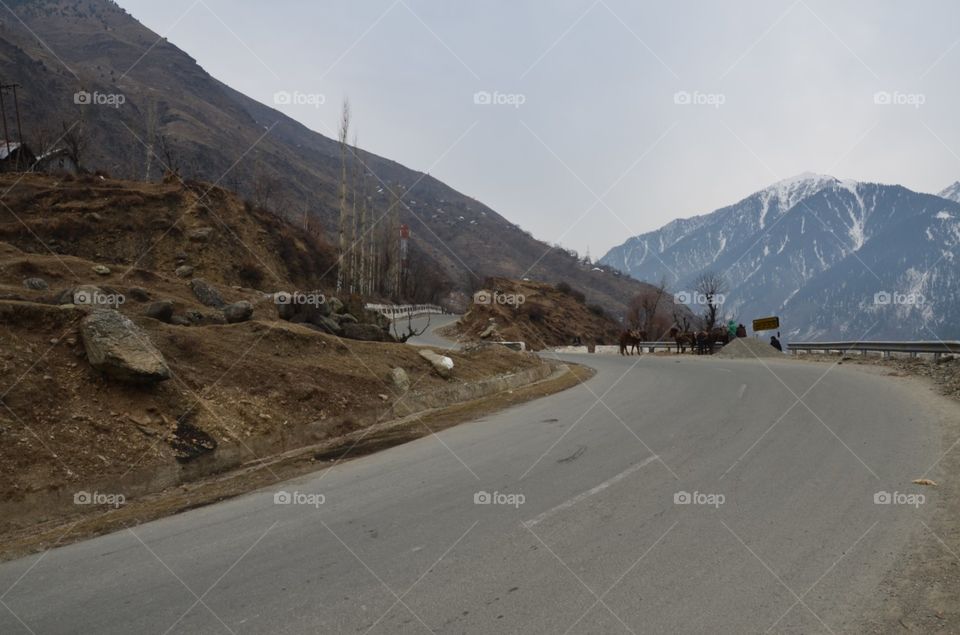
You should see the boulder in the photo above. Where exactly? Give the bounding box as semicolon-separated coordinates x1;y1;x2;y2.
223;300;254;324
275;291;331;324
175;265;194;278
189;278;225;308
342;322;394;342
311;315;342;335
92;265;111;276
170;315;192;326
127;287;151;302
80;309;171;383
144;300;175;323
418;349;454;379
388;367;410;392
326;296;345;314
335;313;359;325
187;227;214;242
23;277;48;291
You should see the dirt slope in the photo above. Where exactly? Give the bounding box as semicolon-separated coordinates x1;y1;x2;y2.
447;277;624;350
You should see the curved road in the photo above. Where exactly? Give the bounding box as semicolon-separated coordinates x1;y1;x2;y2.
0;350;948;633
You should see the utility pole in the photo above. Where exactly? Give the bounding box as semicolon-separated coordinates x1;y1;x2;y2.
0;83;23;171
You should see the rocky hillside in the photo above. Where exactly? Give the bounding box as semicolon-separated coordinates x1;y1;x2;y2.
0;172;546;524
0;0;658;315
601;173;960;340
448;277;632;350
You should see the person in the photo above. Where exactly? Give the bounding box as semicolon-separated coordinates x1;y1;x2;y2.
736;323;747;338
770;335;783;352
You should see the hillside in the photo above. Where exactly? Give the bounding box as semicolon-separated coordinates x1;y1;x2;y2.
0;172;554;533
446;277;627;351
601;173;960;340
0;0;658;315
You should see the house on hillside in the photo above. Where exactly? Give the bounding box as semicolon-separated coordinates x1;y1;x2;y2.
0;141;36;172
34;147;79;176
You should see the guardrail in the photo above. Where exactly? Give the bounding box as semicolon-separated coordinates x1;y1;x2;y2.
552;342;680;354
788;341;960;359
365;303;445;320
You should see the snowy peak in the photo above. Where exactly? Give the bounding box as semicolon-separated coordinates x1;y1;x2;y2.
939;181;960;202
599;174;960;340
751;173;854;230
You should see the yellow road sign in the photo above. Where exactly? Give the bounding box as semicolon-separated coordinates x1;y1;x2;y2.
752;316;780;332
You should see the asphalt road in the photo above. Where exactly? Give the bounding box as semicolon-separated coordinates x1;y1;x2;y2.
0;350;948;634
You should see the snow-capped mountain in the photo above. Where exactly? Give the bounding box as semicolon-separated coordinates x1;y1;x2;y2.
939;181;960;202
600;173;960;340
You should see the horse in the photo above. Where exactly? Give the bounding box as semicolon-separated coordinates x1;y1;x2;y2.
669;327;695;353
619;329;646;355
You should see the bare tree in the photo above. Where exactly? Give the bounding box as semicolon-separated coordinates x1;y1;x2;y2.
391;313;430;343
694;270;728;332
336;98;351;294
626;276;669;335
156;133;181;177
61;119;86;168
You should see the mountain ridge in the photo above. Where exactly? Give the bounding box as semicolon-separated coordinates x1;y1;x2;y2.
601;173;960;339
0;0;656;315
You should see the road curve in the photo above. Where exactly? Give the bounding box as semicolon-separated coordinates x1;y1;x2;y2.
0;353;947;634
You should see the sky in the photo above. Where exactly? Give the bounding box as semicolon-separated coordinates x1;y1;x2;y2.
116;0;960;257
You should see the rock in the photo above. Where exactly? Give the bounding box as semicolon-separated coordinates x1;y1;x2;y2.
127;287;150;302
175;265;194;278
223;300;254;324
275;291;331;324
479;323;497;339
23;277;48;291
80;309;171;383
187;227;214;242
170;315;192;326
92;265;111;276
189;278;225;308
388;367;410;392
326;297;345;314
174;252;188;263
342;322;394;342
336;313;359;325
419;349;454;378
55;285;103;306
144;300;175;323
307;315;342;335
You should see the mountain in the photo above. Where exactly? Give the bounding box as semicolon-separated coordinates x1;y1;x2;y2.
939;181;960;202
0;0;654;315
600;173;960;340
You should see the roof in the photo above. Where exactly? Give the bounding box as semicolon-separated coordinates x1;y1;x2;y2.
0;141;22;161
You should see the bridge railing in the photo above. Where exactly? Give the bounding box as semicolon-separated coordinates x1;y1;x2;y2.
788;340;960;359
365;303;445;320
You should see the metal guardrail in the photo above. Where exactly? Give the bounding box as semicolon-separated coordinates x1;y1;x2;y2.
788;341;960;359
365;303;445;320
553;342;682;354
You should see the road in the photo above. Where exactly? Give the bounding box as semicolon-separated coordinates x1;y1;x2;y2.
0;349;948;633
403;313;460;349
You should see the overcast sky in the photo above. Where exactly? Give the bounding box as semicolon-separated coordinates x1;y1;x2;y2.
117;0;960;257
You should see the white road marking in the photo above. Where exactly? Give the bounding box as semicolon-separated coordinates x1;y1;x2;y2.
522;454;660;528
738;384;747;399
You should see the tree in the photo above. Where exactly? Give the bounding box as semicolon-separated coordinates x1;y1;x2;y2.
694;271;728;331
336;98;351;293
61;119;86;168
626;277;672;337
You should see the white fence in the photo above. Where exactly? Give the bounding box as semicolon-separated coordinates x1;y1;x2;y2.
365;303;445;320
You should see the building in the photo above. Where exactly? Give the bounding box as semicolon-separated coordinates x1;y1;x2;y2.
0;140;35;173
34;147;79;176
